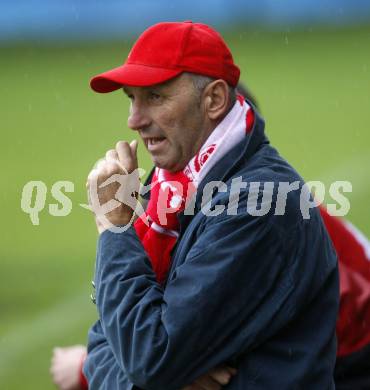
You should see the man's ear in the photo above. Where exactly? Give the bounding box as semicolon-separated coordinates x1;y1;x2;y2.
203;79;231;121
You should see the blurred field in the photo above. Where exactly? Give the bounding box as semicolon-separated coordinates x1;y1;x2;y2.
0;25;369;389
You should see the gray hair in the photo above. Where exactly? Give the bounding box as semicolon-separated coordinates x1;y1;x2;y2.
186;72;236;109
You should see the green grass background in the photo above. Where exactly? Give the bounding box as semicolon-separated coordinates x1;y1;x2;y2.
0;25;369;389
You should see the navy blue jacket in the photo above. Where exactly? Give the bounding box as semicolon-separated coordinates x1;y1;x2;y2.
84;108;339;389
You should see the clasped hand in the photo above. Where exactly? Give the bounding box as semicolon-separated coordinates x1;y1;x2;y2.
87;140;140;234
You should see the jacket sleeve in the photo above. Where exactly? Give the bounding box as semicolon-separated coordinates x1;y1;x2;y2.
90;212;336;390
84;319;135;390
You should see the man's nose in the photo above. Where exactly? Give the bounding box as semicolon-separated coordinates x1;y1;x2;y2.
127;103;151;131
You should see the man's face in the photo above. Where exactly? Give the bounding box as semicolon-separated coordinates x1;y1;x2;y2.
124;74;212;172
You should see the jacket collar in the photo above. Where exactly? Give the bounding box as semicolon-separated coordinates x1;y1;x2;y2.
179;103;268;232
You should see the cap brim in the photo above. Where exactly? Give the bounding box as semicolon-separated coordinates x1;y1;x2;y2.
90;63;183;93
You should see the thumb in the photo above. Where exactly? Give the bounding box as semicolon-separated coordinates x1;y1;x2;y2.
130;140;138;161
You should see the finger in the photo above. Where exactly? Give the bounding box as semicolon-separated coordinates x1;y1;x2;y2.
116;141;132;168
130;139;138;160
106;149;119;162
102;161;120;176
87;168;101;192
87;167;99;181
95;158;107;172
207;367;232;386
116;141;135;172
225;365;237;376
195;375;222;390
94;161;120;187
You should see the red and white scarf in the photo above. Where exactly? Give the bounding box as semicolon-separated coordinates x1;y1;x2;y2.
134;96;254;284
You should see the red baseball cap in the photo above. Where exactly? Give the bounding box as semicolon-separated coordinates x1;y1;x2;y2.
90;21;240;93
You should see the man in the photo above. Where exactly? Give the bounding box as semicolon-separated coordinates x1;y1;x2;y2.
50;83;370;390
84;21;339;389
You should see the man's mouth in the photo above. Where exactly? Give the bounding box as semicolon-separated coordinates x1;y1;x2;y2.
145;137;167;152
148;137;165;145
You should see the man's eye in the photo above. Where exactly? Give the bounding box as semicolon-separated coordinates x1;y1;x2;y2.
149;92;161;100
